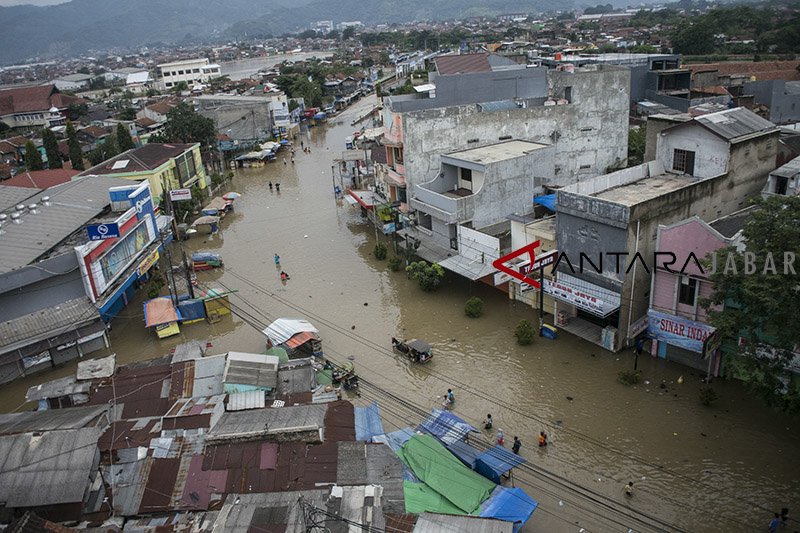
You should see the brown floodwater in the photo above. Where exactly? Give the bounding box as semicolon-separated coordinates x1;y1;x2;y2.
3;97;799;532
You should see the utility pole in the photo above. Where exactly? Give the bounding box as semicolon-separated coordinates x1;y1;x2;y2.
181;248;195;299
538;264;545;335
331;164;336;196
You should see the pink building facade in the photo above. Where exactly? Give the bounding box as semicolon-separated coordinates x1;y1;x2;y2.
648;217;730;376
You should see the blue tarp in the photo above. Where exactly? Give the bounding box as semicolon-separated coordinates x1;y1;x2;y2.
479;486;539;533
475;445;527;484
533;194;556;211
445;439;482;469
418;409;479;445
177;299;206;322
354;402;385;441
372;427;416;453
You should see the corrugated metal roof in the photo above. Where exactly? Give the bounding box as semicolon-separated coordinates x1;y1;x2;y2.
413;513;513;533
435;53;491;75
771;155;800;178
0;184;40;212
212;491;328;532
276;357;315;396
0;176;134;274
170;339;209;363
262;318;320;345
223;352;279;389
0;404;109;435
109;457;153;516
207;404;327;443
191;354;226;397
0;427;103;507
226;390;266;411
1;297;101;354
162;394;225;430
325;400;356;443
76;353;115;380
25;375;90;402
336;442;405;514
694;107;777;141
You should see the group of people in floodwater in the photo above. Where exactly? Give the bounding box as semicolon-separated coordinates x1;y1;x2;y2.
274;253;290;283
441;390;547;456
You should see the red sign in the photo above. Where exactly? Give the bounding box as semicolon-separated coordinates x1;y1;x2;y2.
492;240;542;289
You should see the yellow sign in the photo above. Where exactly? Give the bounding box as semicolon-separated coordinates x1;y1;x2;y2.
137;249;160;276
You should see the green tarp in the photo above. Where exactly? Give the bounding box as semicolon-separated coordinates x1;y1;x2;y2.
397;434;495;514
316;368;333;386
266;346;289;363
403;481;467;515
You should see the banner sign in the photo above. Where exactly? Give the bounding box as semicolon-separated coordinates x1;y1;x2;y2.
169;188;192;201
647;309;715;353
87;223;120;241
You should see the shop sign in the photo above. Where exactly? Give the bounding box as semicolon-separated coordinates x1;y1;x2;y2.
137;249;160;276
169;188;192;201
647;309;715;353
543;274;621;317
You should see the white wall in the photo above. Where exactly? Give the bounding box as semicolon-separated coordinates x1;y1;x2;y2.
656;125;729;178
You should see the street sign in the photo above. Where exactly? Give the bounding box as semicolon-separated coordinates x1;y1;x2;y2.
86;223;120;241
169;188;192;202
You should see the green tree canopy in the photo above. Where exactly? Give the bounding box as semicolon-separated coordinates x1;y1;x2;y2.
66;121;84;170
671;20;716;55
87;134;120;166
41;127;62;169
342;27;355;40
24;140;43;171
704;196;800;412
116;123;135;151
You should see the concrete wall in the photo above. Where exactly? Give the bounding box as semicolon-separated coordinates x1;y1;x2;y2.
401;66;630;190
655;124;730;178
196;98;273;142
644;115;691;163
745;80;800;124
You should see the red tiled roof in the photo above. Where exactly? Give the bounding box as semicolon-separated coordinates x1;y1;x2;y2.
80;125;111;139
0;85;86;116
435;53;491;75
4;167;79;189
146;101;178;116
135;117;157;128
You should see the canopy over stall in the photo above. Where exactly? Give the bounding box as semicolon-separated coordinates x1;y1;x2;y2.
417;409;479;445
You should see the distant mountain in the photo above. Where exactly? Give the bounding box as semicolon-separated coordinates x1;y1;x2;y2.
0;0;588;64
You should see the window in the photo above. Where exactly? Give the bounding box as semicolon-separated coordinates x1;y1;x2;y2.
564;86;572;103
165;82;173;88
460;168;472;182
193;68;200;73
178;70;184;75
393;147;403;164
673;149;695;174
678;276;697;306
418;212;432;230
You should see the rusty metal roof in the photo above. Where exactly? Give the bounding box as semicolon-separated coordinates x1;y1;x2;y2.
435;53;491;75
324;400;356;442
207;404;327;444
693;107;777;142
0;404;109;436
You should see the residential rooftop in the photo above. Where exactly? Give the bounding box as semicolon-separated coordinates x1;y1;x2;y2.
79;143;197;176
445;140;549;166
592;172;693;206
710;205;758;238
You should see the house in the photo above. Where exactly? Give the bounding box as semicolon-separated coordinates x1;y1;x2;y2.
78;142;208;198
77;124;112;149
0;84;86;129
765;155;800;196
156;58;221;90
136;98;179;124
550;107;779;352
0;135;29;164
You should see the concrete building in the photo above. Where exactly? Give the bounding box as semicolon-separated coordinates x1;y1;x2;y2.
744;80;800;125
765;155;800;197
551;107;779;352
52;73;96;91
648;216;729;375
156;58;221;90
0;176;143;384
78;143;208;199
194;95;274;147
0;84;86;130
408;140;554;279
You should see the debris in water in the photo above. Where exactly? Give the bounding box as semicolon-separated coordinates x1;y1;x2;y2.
566;396;574;401
363;302;368;306
351;325;355;330
701;432;707;437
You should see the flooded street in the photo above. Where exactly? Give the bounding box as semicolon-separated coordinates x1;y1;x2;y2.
3;96;799;532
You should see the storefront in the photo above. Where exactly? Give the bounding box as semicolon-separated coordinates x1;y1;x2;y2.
647;309;720;376
547;273;622;351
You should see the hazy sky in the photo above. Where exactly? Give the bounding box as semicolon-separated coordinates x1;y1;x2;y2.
0;0;67;5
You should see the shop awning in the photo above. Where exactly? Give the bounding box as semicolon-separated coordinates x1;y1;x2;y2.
344;194;359;206
144;297;181;327
347;189;376;209
475;445;527;484
205;197;227;211
479;486;539;533
285;330;319;348
438;254;497;281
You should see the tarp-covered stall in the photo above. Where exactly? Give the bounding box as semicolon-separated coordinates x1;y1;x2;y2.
262;318;322;357
417;409;479;445
479;486;539;532
475;445;527;484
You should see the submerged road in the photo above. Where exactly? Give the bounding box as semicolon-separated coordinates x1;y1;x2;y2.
3;96;799;532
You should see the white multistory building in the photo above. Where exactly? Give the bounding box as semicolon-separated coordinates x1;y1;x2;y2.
156;58;221;90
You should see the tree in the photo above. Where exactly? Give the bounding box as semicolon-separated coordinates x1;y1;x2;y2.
342;27;355;40
116;123;135;152
326;29;340;40
627;124;646;167
66;121;84;170
703;196;800;412
406;261;445;292
465;297;484;318
24;141;44;171
671;20;716;55
159;102;216;148
515;320;535;345
65;103;88;121
41;128;62;169
87;135;119;166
